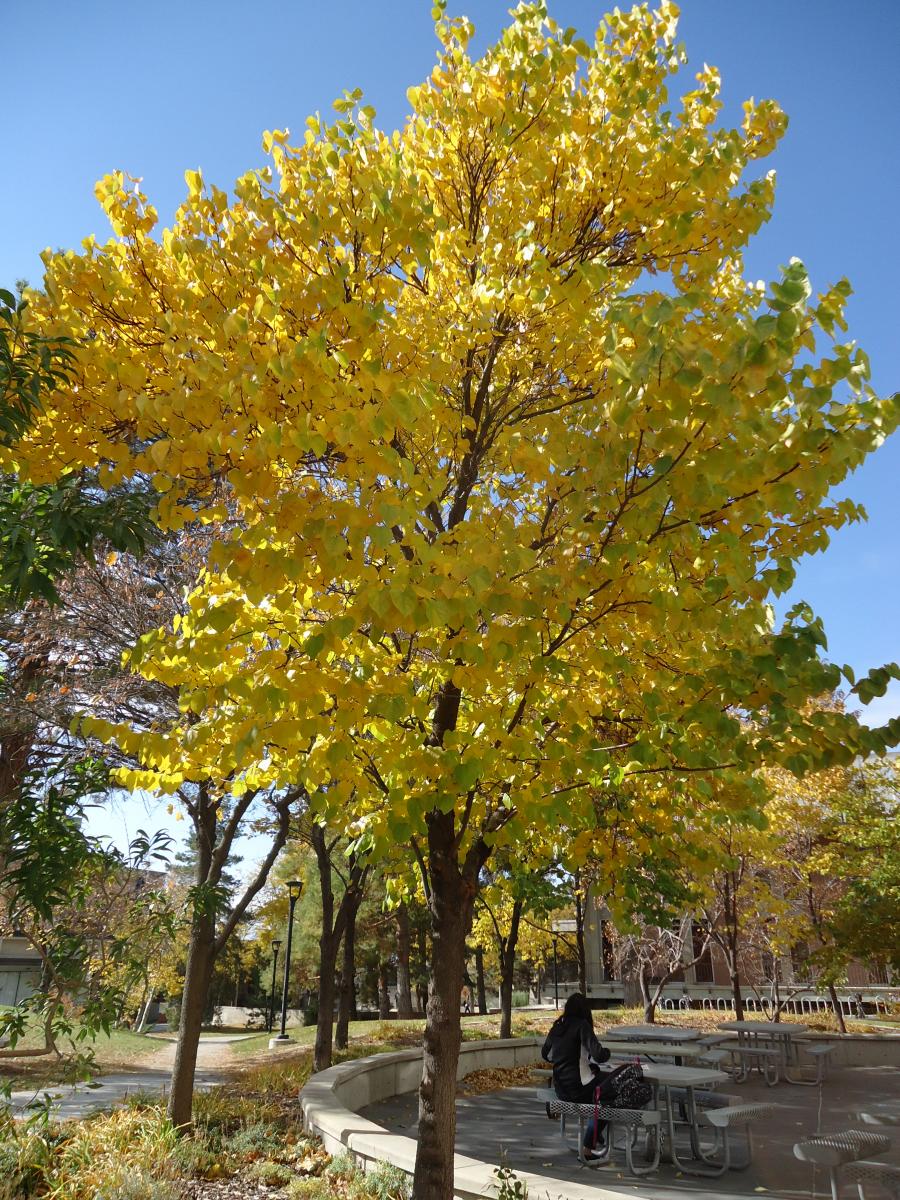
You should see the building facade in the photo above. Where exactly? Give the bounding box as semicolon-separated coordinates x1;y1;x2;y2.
577;891;896;1015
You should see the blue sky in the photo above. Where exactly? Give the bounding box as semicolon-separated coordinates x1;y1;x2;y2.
3;1;897;854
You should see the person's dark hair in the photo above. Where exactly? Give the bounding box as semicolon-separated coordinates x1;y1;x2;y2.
562;992;593;1024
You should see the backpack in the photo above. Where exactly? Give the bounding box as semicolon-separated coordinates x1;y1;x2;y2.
595;1062;653;1110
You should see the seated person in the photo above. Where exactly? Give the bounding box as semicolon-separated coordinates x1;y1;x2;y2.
541;992;612;1158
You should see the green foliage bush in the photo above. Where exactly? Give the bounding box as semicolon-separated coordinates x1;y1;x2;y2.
247;1159;294;1186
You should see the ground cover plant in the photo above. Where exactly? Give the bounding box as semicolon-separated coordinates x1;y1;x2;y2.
0;1031;428;1200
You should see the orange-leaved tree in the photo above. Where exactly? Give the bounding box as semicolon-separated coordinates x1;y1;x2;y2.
12;3;900;1194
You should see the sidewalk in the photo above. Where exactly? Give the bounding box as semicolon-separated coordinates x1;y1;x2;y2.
7;1033;255;1121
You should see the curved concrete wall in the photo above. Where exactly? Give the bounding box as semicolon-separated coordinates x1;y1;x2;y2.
797;1031;900;1067
300;1037;639;1200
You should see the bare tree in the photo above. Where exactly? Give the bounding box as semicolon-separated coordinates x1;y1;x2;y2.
613;915;712;1023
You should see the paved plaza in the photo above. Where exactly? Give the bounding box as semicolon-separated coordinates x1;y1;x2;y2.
360;1064;900;1199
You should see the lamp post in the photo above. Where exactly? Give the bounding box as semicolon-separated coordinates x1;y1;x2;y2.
552;934;559;1010
271;880;303;1046
267;940;282;1033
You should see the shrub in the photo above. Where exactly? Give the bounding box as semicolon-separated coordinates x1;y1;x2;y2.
325;1151;360;1182
361;1160;411;1200
224;1121;282;1157
247;1159;294;1186
284;1180;329;1200
92;1169;180;1199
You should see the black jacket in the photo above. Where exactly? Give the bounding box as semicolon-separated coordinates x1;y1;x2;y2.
541;1015;609;1099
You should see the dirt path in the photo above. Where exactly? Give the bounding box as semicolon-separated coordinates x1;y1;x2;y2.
136;1033;253;1071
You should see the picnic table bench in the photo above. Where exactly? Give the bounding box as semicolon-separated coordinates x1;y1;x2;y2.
793;1129;893;1200
536;1085;661;1175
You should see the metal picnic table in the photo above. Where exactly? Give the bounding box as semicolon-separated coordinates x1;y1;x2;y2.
718;1020;809;1084
605;1039;714;1065
604;1024;704;1042
639;1062;731;1173
533;1059;780;1177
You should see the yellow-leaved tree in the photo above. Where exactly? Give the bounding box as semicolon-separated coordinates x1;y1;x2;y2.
11;3;900;1194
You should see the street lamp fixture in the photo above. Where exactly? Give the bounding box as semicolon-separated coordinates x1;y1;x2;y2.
267;940;282;1033
272;880;304;1044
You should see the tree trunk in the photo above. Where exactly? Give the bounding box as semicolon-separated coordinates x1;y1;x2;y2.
574;882;587;994
396;902;414;1018
311;822;339;1073
475;945;487;1015
378;962;391;1019
640;965;656;1023
168;910;215;1128
309;822;369;1072
335;902;357;1050
498;898;523;1040
412;810;485;1200
416;923;429;1012
730;969;744;1021
314;930;340;1071
498;960;514;1039
132;979;150;1032
827;982;847;1034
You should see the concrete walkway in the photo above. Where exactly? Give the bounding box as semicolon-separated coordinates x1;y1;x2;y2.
8;1033;255;1121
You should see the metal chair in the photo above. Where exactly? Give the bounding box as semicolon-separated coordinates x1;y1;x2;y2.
694;1101;783;1176
844;1159;900;1199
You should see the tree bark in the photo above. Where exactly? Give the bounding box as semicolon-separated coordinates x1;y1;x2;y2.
574;880;587;994
498;898;523;1040
640;964;656;1023
310;822;369;1072
378;962;391;1019
168;908;216;1128
827;981;847;1034
412;810;487;1200
311;822;339;1073
396;902;415;1018
335;901;357;1050
416;924;430;1013
168;786;217;1129
730;969;744;1021
474;945;488;1015
132;979;151;1032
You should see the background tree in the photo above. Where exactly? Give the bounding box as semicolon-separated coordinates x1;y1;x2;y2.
764;752;900;1027
59;540;307;1127
0;286;151;606
0;285;155;1078
471;856;568;1036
